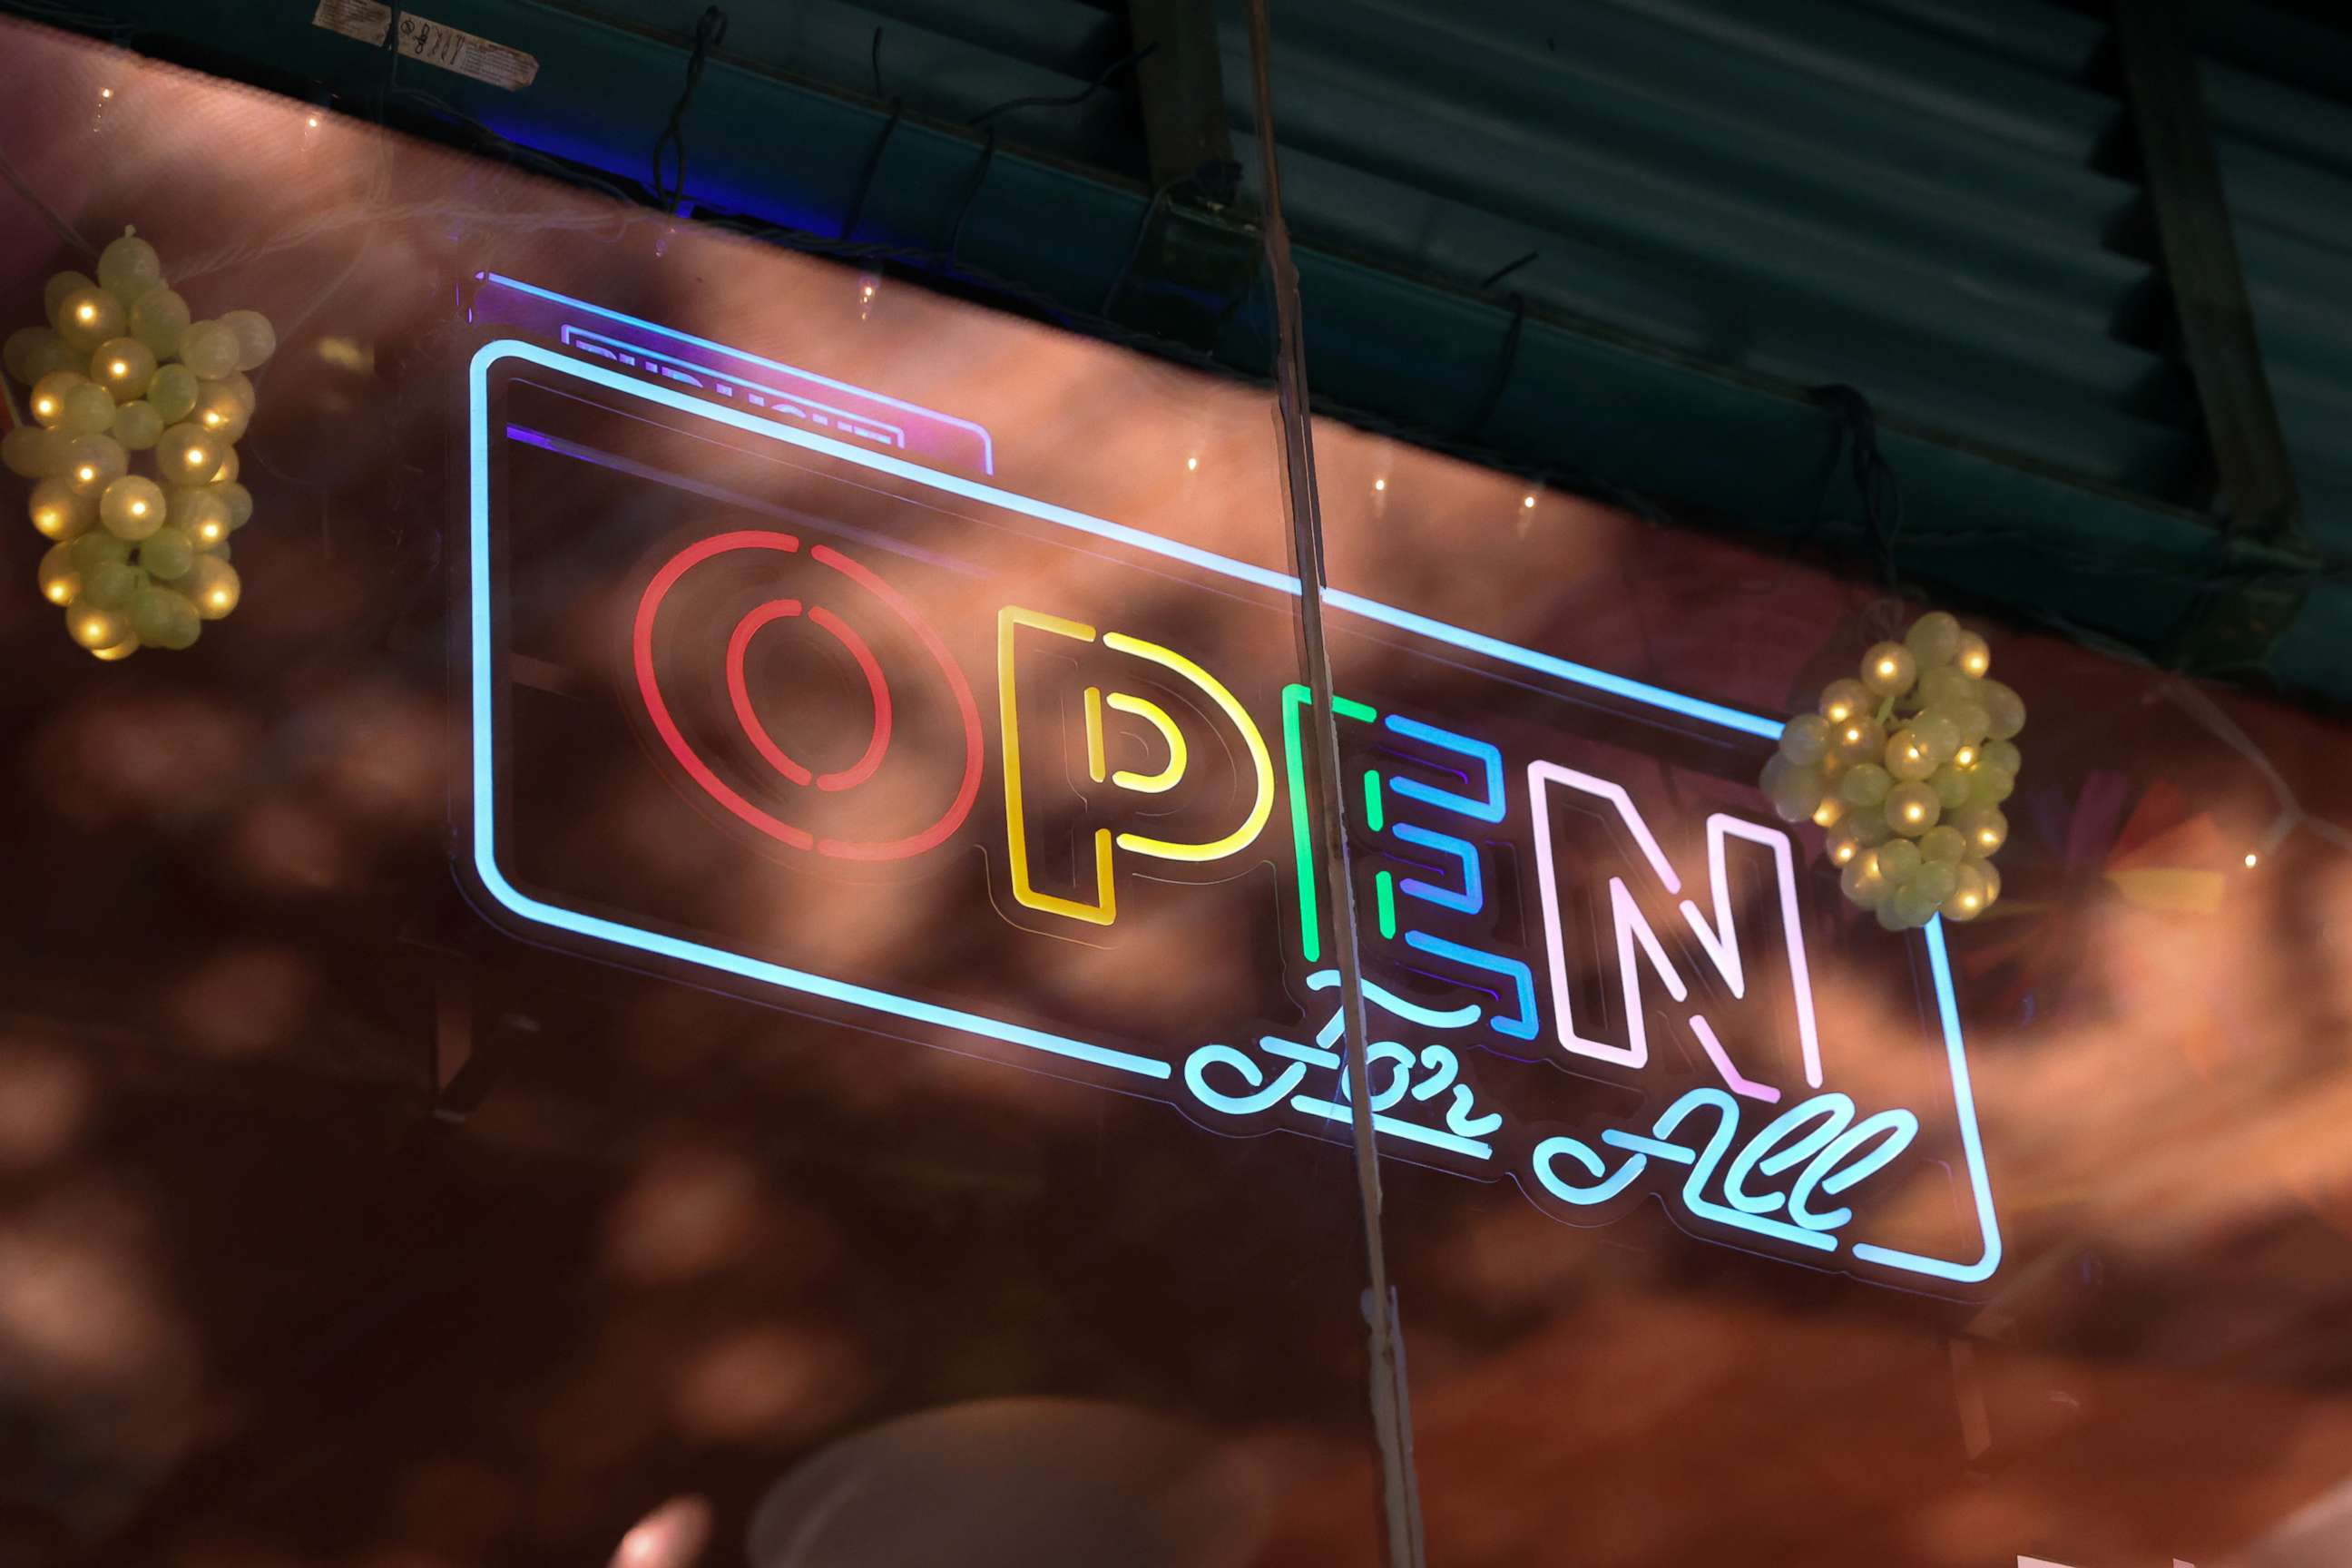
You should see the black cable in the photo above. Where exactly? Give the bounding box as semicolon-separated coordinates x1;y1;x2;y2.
838;25;902;240
1811;384;1904;593
650;6;728;215
1478;250;1540;292
947;127;997;263
841;108;902;241
1101;172;1194;317
966;42;1158;127
1463;250;1539;436
381;4;406;112
1466;294;1525;437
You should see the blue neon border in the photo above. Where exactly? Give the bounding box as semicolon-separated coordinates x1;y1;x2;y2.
466;336;2001;1285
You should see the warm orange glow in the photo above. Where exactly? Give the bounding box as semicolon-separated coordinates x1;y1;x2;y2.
44;583;72;604
1522;494;1537;508
128;499;147;517
206;589;230;609
34;397;55;418
1829;842;1857;866
1185;456;1198;472
2246;852;2260;869
74;465;96;483
1904;803;1928;824
75;303;96;324
92;636;136;661
1954;746;1976;769
1812;798;1842;828
108;359;127;377
1373;477;1387;492
1877;658;1898;679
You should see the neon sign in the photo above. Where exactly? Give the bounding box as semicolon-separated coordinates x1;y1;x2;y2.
463;291;2001;1291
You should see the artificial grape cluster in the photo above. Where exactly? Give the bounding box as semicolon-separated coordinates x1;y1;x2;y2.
3;229;271;659
1759;612;2025;929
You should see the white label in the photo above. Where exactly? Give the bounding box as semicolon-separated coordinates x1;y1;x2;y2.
311;0;539;90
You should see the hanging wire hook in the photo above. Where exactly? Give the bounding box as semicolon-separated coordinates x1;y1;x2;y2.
651;6;729;215
947;127;998;264
1465;251;1537;438
1812;384;1908;632
841;26;902;240
965;42;1159;128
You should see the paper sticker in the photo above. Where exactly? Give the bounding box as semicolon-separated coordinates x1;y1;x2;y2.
312;0;539;90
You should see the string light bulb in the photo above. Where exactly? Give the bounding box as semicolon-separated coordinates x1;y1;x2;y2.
1521;493;1537;509
185;556;240;619
1955;631;1991;678
2244;852;2259;869
91;335;156;398
37;542;81;604
98;475;165;539
1373;476;1387;492
54;285;123;352
1818;679;1870;726
95;232;163;306
1886;782;1940;836
66;603;128;651
60;433;128;496
176;320;239;380
28;479;91;542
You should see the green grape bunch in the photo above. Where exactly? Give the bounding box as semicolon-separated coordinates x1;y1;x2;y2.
1759;612;2025;930
5;229;267;660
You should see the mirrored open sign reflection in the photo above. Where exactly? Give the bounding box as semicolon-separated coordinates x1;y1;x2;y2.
464;289;1999;1292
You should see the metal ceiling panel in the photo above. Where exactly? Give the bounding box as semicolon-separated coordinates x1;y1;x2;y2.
1220;0;2187;486
21;0;2352;695
2198;8;2352;557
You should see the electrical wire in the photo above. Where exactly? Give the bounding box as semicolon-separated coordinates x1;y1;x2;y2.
650;5;727;215
946;127;996;263
840;29;902;243
965;42;1158;128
